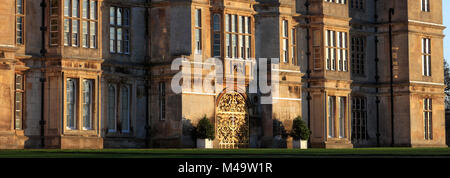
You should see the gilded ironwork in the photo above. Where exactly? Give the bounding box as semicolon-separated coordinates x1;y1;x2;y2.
216;92;249;149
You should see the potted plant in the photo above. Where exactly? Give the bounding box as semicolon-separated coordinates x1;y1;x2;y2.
290;116;311;149
195;116;215;149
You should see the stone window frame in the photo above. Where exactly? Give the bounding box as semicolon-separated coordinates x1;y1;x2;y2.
105;83;133;135
82;79;94;130
80;0;98;49
281;19;289;63
14;73;25;130
422;37;431;76
224;13;252;59
351;96;368;141
290;28;298;66
64;76;98;135
328;96;336;138
212;13;221;57
49;0;59;46
423;98;433;140
194;8;202;54
351;36;366;76
109;6;130;54
421;0;430;12
15;0;25;45
325;29;348;72
339;96;347;138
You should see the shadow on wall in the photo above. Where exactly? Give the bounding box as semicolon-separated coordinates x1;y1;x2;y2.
272;119;288;148
446;111;450;147
181;118;195;148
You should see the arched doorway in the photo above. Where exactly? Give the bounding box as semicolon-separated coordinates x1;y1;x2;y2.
216;91;249;149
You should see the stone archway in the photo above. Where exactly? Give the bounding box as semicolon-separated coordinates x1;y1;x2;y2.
216;91;249;149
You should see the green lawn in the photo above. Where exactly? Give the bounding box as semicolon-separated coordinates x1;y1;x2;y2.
0;147;449;158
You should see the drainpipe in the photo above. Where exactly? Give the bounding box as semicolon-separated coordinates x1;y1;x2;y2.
374;0;380;147
39;0;47;148
144;3;151;148
304;0;312;147
388;8;395;147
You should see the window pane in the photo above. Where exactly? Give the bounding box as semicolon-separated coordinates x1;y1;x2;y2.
72;20;79;46
72;0;79;17
64;0;70;16
82;0;88;18
16;0;23;14
123;9;129;26
110;27;115;52
117;8;122;26
121;86;130;132
195;9;201;27
110;7;115;25
16;17;23;44
82;80;93;130
213;14;220;31
124;29;129;54
117;28;122;53
66;79;76;129
82;21;88;48
15;74;23;90
90;22;96;48
107;85;116;131
64;19;70;46
90;1;97;20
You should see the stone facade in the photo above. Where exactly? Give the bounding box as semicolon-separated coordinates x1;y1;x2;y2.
0;0;447;149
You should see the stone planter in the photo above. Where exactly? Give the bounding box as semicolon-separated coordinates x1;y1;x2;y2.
293;139;308;149
196;139;213;149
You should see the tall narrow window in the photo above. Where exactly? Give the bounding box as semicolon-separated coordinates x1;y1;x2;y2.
282;20;288;63
339;97;346;138
82;21;88;47
422;38;431;76
80;0;97;48
352;97;367;141
16;0;25;45
225;15;230;58
15;74;24;130
159;82;166;121
291;28;297;65
66;79;77;129
245;16;251;59
328;96;336;138
107;85;117;132
120;85;130;133
326;30;336;70
212;14;221;57
326;30;347;71
351;36;365;75
424;98;432;140
422;0;430;12
50;0;59;46
110;7;130;54
72;20;79;47
82;80;93;130
194;9;202;54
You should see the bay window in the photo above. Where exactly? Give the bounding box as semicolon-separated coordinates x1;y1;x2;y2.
64;0;97;48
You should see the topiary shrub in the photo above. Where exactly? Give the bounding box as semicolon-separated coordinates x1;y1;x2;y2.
290;116;311;140
195;116;215;140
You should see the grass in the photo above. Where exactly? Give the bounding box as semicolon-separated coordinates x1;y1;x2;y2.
0;147;449;158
